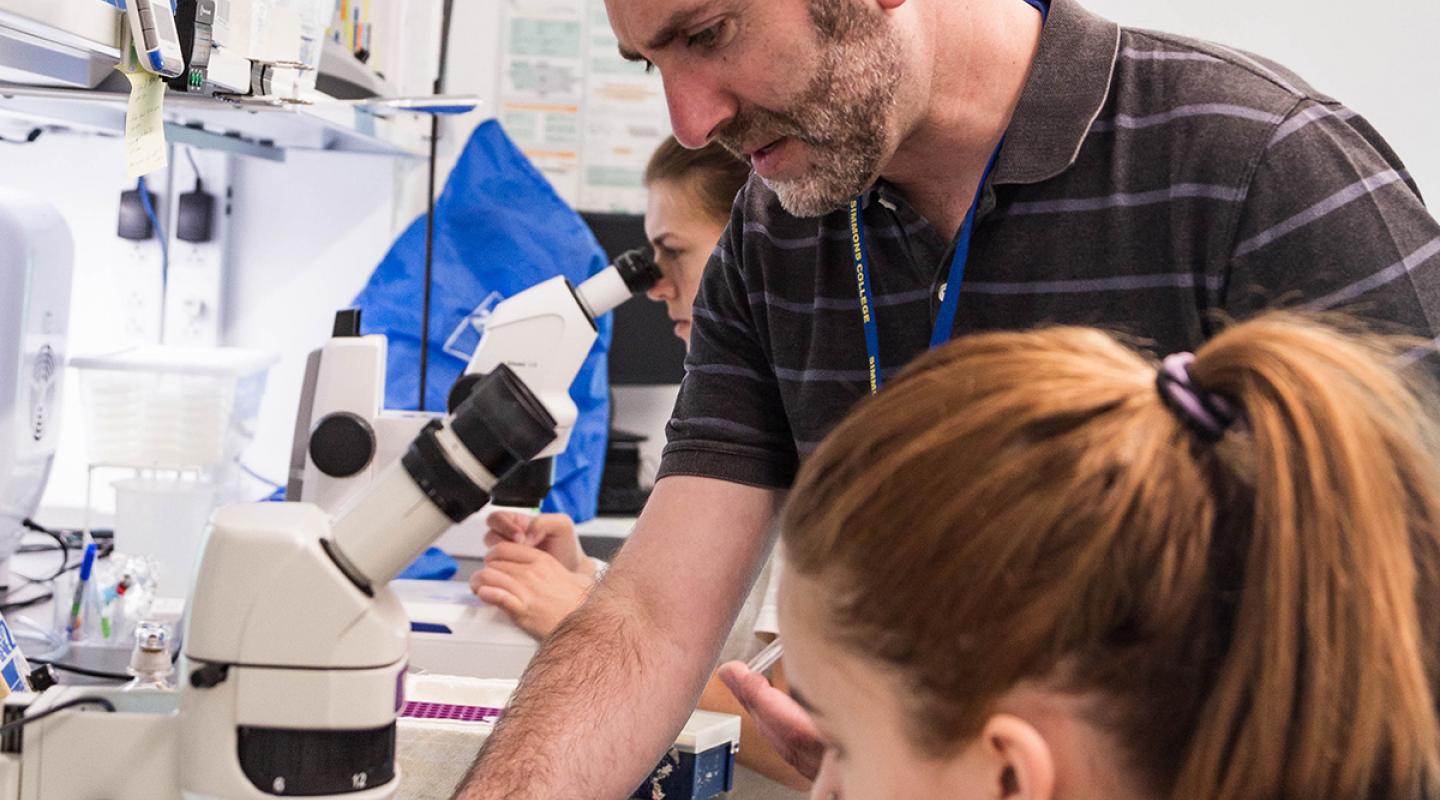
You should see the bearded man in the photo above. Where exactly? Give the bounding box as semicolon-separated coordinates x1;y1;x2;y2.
453;1;1440;797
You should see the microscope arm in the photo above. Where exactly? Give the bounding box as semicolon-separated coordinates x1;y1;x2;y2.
296;247;658;516
456;247;660;460
327;365;558;588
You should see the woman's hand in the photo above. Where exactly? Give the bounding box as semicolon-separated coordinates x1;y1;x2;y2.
470;541;595;639
484;510;592;575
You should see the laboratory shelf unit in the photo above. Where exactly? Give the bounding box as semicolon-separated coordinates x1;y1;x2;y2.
0;0;440;160
0;77;428;160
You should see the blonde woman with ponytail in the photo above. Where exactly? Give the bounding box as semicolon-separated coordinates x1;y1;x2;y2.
778;312;1440;800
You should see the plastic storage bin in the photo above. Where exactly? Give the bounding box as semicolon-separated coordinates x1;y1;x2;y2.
71;347;277;603
70;347;278;471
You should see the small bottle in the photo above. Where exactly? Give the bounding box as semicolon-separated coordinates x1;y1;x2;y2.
122;622;174;691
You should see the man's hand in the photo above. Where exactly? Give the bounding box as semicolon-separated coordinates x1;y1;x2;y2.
484;510;591;574
717;660;826;780
471;541;595;639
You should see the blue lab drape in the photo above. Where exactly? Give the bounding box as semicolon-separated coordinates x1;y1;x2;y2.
353;119;612;528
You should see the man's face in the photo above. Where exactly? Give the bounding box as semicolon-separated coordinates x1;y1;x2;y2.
610;0;905;217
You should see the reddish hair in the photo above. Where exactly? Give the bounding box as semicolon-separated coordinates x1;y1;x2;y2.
782;313;1440;799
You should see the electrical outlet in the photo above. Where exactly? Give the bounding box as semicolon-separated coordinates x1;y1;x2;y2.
163;148;230;347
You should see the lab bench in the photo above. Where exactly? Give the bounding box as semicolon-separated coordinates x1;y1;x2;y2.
6;547;806;799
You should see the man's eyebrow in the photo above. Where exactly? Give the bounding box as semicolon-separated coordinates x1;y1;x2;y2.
617;2;723;61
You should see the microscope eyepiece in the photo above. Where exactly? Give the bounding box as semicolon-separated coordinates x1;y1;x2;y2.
612;246;662;294
574;246;664;320
328;365;557;590
397;365;557;527
447;364;557;479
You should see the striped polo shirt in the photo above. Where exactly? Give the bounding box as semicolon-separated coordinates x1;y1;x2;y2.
658;0;1440;490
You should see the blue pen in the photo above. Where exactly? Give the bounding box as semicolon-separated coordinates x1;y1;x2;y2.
67;543;98;640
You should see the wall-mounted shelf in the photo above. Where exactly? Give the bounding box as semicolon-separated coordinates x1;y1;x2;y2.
0;4;121;89
0;2;428;159
0;76;428;160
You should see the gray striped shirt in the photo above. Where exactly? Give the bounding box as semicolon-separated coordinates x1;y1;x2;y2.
658;0;1440;490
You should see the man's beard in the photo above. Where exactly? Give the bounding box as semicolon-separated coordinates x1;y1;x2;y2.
716;1;903;218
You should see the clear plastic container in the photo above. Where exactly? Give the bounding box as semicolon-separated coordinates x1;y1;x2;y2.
112;477;217;600
71;346;277;472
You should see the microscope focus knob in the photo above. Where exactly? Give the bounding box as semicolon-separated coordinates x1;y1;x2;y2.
309;412;376;478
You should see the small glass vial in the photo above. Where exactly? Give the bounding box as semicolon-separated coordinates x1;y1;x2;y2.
122;622;174;691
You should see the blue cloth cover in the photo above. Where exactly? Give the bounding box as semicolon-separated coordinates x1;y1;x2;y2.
353;121;613;580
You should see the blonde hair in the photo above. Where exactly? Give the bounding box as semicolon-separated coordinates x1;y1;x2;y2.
782;313;1440;799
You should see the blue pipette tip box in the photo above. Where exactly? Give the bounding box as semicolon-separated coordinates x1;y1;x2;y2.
0;613;31;695
630;710;741;800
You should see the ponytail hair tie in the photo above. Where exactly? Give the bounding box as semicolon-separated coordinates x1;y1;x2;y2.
1156;352;1239;442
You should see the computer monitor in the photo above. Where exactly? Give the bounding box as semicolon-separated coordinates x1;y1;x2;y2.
583;212;687;386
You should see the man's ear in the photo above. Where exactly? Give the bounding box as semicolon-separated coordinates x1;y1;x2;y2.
980;714;1056;800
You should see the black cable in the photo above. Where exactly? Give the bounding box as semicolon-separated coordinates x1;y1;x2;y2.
418;0;457;412
28;659;131;683
0;697;116;738
420;120;438;412
0;128;40;144
4;530;111;607
20;519;68;583
184;146;203;190
0;591;53;613
436;0;455;95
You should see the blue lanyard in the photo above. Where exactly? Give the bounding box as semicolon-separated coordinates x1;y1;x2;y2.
849;0;1046;395
848;144;1002;395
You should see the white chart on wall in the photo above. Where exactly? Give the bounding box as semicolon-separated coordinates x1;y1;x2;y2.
497;0;671;214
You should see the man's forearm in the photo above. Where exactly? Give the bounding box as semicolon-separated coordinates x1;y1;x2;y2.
452;476;782;799
452;577;710;799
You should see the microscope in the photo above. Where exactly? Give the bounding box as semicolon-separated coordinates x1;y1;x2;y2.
0;251;660;798
0;363;558;799
290;247;661;529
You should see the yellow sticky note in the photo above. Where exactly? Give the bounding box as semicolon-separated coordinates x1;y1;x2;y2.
124;70;168;179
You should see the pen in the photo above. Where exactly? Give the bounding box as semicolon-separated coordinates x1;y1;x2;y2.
67;543;98;641
747;638;783;675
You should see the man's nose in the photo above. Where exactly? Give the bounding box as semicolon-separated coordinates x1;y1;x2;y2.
662;65;737;148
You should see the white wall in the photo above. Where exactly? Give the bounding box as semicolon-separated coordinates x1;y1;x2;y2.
0;133;414;517
221;150;416;485
391;3;504;224
3;132;194;517
1082;0;1440;198
224;4;499;488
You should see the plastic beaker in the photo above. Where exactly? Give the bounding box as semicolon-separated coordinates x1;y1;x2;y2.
112;477;217;600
